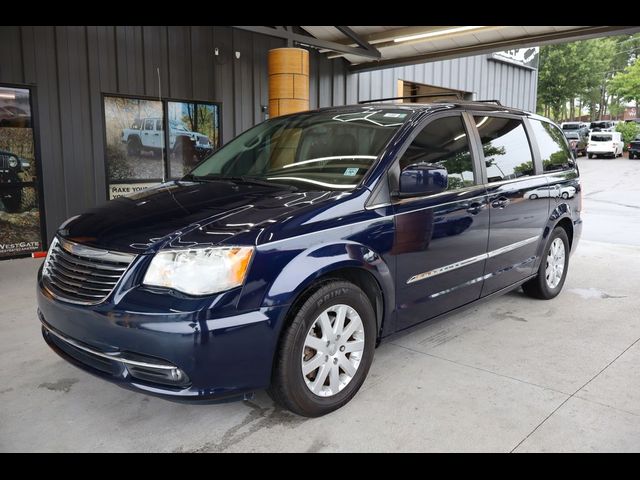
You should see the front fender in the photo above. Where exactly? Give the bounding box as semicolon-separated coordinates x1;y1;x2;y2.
243;241;395;334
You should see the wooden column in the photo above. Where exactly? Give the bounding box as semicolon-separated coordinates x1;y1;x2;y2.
268;48;309;117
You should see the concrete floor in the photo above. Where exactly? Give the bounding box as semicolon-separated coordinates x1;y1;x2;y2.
1;158;639;452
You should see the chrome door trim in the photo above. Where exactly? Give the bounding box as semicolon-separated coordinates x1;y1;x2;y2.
407;235;539;284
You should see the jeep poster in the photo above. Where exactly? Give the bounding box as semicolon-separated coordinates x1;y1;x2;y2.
103;95;220;200
0;86;43;259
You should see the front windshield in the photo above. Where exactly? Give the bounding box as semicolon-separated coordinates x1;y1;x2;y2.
187;107;408;190
170;120;189;132
562;124;580;130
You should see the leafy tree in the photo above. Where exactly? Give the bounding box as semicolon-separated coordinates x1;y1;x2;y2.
609;59;640;108
615;121;640;150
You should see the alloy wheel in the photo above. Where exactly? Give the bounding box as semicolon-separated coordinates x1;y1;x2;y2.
545;238;566;289
301;304;365;397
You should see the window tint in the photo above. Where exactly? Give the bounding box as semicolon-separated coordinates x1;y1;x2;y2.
474;116;534;182
530;119;575;172
399;115;475;190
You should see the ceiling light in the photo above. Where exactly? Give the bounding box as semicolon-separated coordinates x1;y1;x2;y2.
0;92;17;99
394;26;486;43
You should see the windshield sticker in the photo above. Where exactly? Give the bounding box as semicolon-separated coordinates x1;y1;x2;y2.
344;168;359;176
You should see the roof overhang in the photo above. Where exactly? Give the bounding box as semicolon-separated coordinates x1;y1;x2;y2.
234;26;640;72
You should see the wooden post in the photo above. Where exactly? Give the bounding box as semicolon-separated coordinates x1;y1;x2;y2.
268;48;309;117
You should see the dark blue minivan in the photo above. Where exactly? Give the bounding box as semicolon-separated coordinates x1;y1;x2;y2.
37;102;582;416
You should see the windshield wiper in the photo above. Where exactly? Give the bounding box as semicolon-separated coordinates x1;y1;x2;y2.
182;173;297;191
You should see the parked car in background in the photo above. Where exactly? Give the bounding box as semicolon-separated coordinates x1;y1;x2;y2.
589;121;615;132
38;102;582;417
561;121;589;137
526;185;576;199
122;117;214;165
587;131;624;158
564;131;587;157
628;135;640;159
0;149;33;213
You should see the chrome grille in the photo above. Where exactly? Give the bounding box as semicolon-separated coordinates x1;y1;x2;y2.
42;237;136;305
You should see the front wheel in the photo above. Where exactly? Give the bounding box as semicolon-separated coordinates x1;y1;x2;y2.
523;227;570;300
268;280;376;417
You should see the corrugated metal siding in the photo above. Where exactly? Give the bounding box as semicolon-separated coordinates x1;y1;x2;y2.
0;26;350;242
348;54;538;112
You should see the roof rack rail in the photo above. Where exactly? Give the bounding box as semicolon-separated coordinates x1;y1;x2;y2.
474;99;503;106
358;93;462;104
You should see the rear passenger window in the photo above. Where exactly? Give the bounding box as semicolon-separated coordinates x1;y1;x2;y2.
529;119;575;172
399;115;475;190
474;116;534;182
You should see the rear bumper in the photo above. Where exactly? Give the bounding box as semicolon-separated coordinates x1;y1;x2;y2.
37;280;289;402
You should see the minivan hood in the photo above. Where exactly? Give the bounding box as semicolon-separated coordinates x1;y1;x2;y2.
58;181;344;254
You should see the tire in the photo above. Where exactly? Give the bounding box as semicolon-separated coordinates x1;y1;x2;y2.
522;226;570;300
2;186;36;213
127;136;142;157
561;192;569;199
588;153;593;159
268;280;376;417
529;194;538;200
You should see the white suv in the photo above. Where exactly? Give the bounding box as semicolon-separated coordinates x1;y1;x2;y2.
587;131;624;158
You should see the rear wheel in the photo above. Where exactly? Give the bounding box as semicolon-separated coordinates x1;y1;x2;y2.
523;227;570;300
268;280;376;417
588;153;593;159
127;136;141;157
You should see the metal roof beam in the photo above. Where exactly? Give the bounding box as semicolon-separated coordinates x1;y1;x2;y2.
232;26;381;59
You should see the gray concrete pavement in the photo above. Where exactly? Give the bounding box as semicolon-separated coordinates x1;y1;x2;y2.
1;158;639;452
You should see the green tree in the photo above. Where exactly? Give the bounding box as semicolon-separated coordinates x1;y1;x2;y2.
615;121;640;150
609;59;640;108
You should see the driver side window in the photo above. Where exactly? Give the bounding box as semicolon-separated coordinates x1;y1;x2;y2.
399;115;475;191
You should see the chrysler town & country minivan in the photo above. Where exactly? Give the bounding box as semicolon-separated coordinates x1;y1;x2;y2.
37;102;582;417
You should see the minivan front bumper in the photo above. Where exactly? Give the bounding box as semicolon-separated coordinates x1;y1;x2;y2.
37;280;289;402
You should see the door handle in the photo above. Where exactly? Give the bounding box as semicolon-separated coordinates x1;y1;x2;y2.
466;202;484;215
491;196;510;209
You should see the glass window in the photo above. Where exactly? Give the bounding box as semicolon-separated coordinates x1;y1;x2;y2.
167;101;220;179
0;85;44;259
530;119;575;172
474;116;534;182
189;107;405;191
398;115;475;191
103;96;221;198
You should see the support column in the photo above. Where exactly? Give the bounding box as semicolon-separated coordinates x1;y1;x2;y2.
268;48;309;117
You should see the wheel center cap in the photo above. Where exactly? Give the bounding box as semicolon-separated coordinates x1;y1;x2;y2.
328;343;338;356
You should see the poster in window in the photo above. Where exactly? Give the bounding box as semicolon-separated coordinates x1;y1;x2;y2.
0;86;43;259
103;96;164;199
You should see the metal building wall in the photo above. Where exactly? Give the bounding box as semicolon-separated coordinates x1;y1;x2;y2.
0;26;350;243
348;54;538;112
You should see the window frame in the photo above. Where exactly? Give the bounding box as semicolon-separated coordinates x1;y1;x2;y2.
100;92;223;200
527;117;576;174
386;111;483;204
464;111;540;185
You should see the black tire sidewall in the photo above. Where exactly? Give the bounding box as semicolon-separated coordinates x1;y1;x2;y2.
537;227;570;299
275;281;376;416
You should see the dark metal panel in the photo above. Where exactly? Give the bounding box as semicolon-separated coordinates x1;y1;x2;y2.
190;26;215;101
212;26;234;143
20;26;37;84
0;26;24;82
167;26;193;99
86;26;107;205
317;54;332;108
231;28;254;134
332;59;345;106
308;49;319;110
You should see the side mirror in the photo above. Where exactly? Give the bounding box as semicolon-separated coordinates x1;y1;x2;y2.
396;163;448;198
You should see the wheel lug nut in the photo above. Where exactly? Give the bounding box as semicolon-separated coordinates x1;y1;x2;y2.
333;358;338;365
340;345;345;352
325;355;329;362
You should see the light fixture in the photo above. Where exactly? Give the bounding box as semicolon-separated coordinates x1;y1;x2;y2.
0;92;17;99
394;26;486;43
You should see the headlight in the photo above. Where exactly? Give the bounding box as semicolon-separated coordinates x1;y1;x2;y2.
143;246;254;295
8;156;18;168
